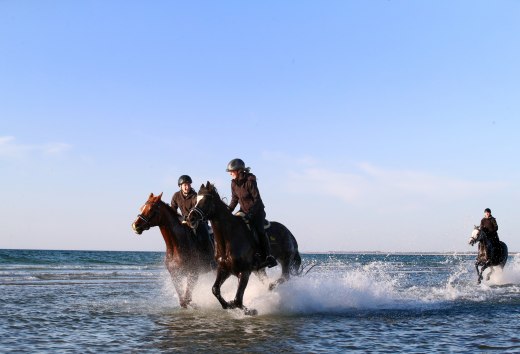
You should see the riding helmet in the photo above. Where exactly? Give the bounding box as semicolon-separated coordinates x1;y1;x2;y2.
226;158;246;172
484;208;491;213
178;175;193;186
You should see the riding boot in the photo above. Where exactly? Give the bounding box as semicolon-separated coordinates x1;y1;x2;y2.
251;211;277;268
259;232;277;268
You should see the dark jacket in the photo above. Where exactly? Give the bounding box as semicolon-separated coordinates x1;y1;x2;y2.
171;188;197;217
228;172;265;216
480;216;499;239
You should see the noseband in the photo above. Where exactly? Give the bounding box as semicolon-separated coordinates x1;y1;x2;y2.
136;201;161;230
188;193;212;224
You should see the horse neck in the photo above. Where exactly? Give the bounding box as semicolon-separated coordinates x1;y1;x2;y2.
208;199;243;244
157;203;184;255
477;231;493;257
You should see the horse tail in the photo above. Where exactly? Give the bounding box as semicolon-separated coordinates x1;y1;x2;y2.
290;252;303;276
500;241;508;268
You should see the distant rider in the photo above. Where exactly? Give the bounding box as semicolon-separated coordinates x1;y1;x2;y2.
171;175;215;265
226;158;277;268
480;208;501;261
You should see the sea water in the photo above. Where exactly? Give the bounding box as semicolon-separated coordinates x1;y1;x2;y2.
1;249;520;353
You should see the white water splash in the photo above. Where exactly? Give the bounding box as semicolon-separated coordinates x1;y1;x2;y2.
486;253;520;285
154;255;520;316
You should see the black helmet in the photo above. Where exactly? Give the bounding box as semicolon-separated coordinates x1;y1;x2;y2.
484;208;491;213
178;175;192;186
226;158;246;172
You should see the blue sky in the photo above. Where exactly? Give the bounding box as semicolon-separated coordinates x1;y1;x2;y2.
1;1;519;252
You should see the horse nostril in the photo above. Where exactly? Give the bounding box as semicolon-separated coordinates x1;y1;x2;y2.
132;223;143;234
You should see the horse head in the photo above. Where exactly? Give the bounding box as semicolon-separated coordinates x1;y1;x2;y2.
132;192;164;235
187;181;220;229
468;225;483;246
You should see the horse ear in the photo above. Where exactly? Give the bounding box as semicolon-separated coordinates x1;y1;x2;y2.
158;192;163;200
200;183;204;189
149;193;154;199
206;181;211;188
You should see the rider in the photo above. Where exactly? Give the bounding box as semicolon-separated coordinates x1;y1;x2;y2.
171;175;197;220
480;208;501;261
226;158;277;268
171;175;215;266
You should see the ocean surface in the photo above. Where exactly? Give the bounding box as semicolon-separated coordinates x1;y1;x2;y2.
1;249;520;353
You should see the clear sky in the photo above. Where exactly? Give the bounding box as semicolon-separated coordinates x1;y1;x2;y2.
1;1;519;252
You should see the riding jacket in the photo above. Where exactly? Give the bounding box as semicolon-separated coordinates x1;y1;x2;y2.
480;216;499;241
228;172;271;258
171;188;197;218
228;172;265;217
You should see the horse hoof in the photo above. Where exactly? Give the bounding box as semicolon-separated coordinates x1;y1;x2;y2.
189;302;199;310
268;282;277;291
243;307;258;316
226;301;237;309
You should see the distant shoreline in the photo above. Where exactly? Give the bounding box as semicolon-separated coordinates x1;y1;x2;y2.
1;248;519;255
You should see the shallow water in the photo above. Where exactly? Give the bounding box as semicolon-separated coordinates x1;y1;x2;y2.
1;250;520;352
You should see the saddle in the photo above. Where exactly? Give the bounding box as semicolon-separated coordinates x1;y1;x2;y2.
234;211;271;230
234;211;274;245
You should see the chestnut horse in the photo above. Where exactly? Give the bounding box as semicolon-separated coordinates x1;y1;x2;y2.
132;193;214;308
187;182;302;315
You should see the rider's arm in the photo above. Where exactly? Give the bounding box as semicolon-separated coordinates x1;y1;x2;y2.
228;183;238;212
492;218;498;232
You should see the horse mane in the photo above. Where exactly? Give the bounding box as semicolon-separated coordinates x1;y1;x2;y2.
153;198;181;221
161;200;177;216
200;183;230;211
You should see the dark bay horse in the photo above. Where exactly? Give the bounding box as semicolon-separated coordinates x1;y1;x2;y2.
468;226;508;284
132;193;215;308
187;182;301;315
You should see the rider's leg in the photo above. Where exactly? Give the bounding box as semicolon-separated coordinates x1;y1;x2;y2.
252;212;276;268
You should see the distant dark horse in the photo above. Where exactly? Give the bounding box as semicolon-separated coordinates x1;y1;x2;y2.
132;193;215;308
468;226;508;284
187;182;302;315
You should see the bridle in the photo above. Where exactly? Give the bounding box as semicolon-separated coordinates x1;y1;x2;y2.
136;200;162;230
187;193;212;226
189;207;207;222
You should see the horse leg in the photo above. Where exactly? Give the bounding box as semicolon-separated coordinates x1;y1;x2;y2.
255;268;268;284
486;266;494;281
165;258;187;308
212;268;231;309
231;271;257;315
269;260;290;291
170;273;187;308
231;271;251;309
475;262;483;284
184;273;199;308
479;262;491;284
